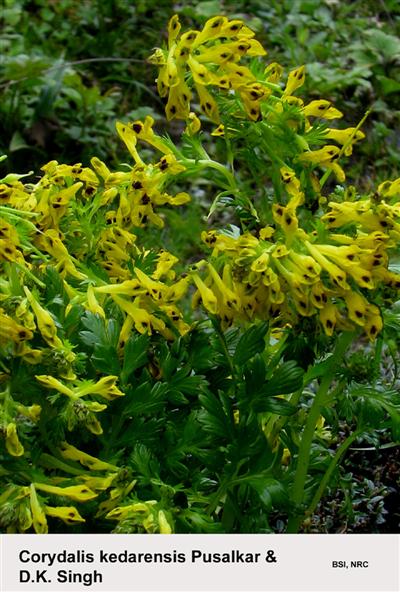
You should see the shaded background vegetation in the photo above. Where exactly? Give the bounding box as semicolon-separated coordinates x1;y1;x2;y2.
1;0;399;182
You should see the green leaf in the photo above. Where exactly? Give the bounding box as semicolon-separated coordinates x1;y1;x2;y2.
365;29;400;61
198;390;234;438
253;396;296;415
193;0;222;18
123;381;169;416
264;361;304;397
79;313;120;374
120;333;149;385
377;75;400;96
247;476;287;510
244;354;266;397
9;131;29;152
233;322;268;366
130;443;160;481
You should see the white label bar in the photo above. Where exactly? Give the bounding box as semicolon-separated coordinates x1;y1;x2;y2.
0;534;398;592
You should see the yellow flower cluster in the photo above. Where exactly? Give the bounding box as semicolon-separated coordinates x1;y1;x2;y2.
148;14;267;121
0;116;195;365
0;442;144;532
198;171;400;339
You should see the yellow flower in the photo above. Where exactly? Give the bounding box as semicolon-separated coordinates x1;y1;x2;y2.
75;376;125;401
298;145;345;182
29;484;48;534
192;273;218;315
325;127;365;155
115;122;144;165
85;285;105;319
59;442;118;471
5;422;24;457
24;287;63;348
34;482;97;502
0;310;33;345
302;100;343;120
378;177;400;198
344;291;367;326
305;241;349;290
112;294;165;335
364;304;383;340
185;112;201;135
149;14;266;122
44;506;85;525
35;375;75;398
283;65;306;96
16;404;41;422
158;510;173;534
319;302;339;336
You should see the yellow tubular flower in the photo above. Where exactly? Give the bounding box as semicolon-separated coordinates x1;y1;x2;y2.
284;66;306;96
15;344;43;364
166;83;191;120
272;203;299;237
194;83;220;122
346;266;374;290
79;474;117;492
310;283;329;309
264;62;283;83
378;177;400;198
112;294;154;334
192;273;218;315
164;275;190;302
325;127;365;155
85;285;105;319
115;122;144;165
299;145;341;164
185;112;201;135
75;376;125;401
304;241;349;290
94;279;143;297
5;423;24;457
17;499;33;532
207;263;240;310
134;268;166;302
44;506;85;525
158;510;173;534
34;482;97;502
0;311;33;345
314;244;361;268
24;287;63;348
59;442;118;471
29;484;48;534
16;404;41;422
90;157;111;180
302;100;343;120
152;251;179;280
118;315;134;351
35;375;75;398
344;291;368;326
319;303;339;336
364;304;383;340
280;166;304;203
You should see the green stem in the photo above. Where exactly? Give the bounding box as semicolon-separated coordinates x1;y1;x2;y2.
13;261;46;289
183;158;238;192
211;316;236;383
286;331;354;533
372;334;383;385
305;430;362;519
320;110;371;190
38;453;84;476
